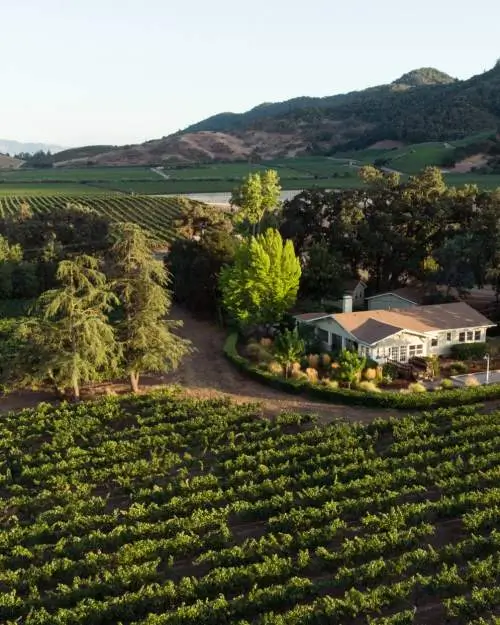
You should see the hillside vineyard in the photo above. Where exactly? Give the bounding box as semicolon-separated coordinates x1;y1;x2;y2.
1;392;499;623
0;195;186;243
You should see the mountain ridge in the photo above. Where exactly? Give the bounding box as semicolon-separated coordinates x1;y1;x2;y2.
43;62;500;166
0;139;66;156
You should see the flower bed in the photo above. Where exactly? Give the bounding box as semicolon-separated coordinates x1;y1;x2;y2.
224;333;500;410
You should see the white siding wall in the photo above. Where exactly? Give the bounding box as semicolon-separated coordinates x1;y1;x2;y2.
427;327;487;357
370;332;427;363
367;294;418;311
311;317;353;350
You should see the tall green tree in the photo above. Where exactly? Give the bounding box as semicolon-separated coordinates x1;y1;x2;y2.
219;228;301;328
20;255;119;400
110;223;191;393
231;169;281;235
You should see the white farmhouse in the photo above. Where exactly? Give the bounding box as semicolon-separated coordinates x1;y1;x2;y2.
295;299;495;363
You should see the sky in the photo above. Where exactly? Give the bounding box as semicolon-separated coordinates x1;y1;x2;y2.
1;0;499;147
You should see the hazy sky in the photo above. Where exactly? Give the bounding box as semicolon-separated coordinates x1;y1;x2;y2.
2;0;499;147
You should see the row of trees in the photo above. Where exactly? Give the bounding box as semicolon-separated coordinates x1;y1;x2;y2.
5;223;190;400
168;166;500;329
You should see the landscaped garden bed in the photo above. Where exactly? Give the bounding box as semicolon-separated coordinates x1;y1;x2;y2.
224;332;500;409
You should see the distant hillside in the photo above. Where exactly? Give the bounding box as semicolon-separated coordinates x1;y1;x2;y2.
0;154;23;170
58;62;500;165
0;139;65;156
53;145;116;165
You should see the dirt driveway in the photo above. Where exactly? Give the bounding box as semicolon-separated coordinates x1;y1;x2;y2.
0;307;398;424
162;306;397;424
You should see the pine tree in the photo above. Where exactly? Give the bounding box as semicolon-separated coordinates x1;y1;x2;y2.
23;255;119;400
110;223;192;393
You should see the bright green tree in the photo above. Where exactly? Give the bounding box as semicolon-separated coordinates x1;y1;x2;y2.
219;228;301;328
21;255;119;400
337;349;366;389
111;223;192;393
231;169;281;234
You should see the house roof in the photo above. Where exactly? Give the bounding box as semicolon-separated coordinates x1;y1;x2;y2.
366;285;462;304
294;312;330;322
365;286;425;304
351;319;404;344
332;302;495;345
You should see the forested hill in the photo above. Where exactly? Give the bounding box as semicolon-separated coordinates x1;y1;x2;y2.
183;64;500;150
53;62;500;165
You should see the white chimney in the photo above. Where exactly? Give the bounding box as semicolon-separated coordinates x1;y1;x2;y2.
342;294;353;313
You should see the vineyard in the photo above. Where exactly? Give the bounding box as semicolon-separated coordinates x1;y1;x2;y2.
1;392;500;624
0;195;197;243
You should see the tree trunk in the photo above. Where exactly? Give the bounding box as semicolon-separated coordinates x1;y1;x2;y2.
72;379;80;402
130;371;140;393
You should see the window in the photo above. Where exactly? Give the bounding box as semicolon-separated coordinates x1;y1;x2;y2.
409;345;416;358
317;328;329;343
416;345;423;355
390;347;398;361
431;338;438;347
467;331;473;341
475;330;481;341
400;346;407;362
459;332;466;343
446;332;452;342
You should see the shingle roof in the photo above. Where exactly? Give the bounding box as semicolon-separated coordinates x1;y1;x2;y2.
333;302;495;345
365;286;425;303
351;319;403;344
294;312;330;322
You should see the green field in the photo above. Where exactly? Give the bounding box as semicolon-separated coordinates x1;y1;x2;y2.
1;392;500;624
1;148;500;196
0;195;193;242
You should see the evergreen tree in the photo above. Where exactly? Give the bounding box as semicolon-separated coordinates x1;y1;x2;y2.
20;255;119;400
110;223;191;393
219;228;301;328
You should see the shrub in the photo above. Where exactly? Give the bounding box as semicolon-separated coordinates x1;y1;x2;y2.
321;353;331;367
464;376;480;387
268;361;284;376
440;378;454;390
245;342;272;363
291;369;308;380
450;342;487;360
449;361;468;375
337;350;366;388
260;337;273;348
408;382;427;393
324;379;339;389
363;367;378;381
273;328;305;377
305;367;319;384
357;380;381;393
307;354;320;369
383;363;399;379
291;361;302;374
427;354;440;379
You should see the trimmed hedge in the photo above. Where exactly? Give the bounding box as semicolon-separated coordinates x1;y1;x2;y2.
224;333;500;410
450;342;487;360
